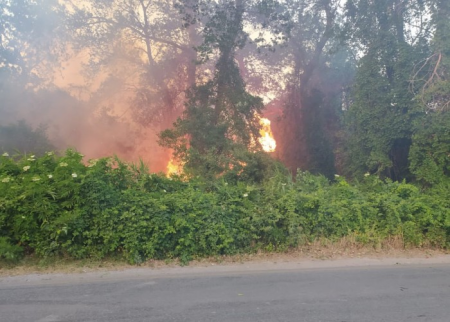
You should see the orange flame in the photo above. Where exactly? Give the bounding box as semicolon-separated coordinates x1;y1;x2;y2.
258;117;276;153
167;157;183;176
166;116;276;175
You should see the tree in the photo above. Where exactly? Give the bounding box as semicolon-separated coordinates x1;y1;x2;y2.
69;0;201;129
270;0;341;178
342;0;429;179
409;0;450;185
0;0;69;155
0;0;65;84
159;0;270;180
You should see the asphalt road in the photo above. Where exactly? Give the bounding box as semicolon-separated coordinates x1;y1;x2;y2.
1;264;450;322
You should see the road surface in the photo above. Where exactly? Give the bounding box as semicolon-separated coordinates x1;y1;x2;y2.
1;259;450;322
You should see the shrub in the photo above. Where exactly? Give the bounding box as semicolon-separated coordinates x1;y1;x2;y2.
0;237;23;262
1;150;449;265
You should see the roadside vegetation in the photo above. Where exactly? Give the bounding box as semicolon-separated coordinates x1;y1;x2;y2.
1;150;449;266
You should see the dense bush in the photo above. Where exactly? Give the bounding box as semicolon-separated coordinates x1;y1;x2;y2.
409;111;450;186
1;151;449;264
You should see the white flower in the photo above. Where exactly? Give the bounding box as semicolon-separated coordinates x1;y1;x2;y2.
31;155;35;158
48;174;53;179
46;152;54;156
27;158;35;161
72;173;77;178
32;176;40;182
2;152;9;157
243;193;248;198
364;172;370;177
163;189;167;193
59;162;68;167
23;166;31;171
21;216;25;219
1;177;10;183
334;174;340;178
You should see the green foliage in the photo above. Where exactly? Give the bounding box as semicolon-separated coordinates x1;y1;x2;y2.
0;237;23;262
1;151;449;266
159;81;264;181
343;42;419;179
409;112;450;185
408;0;450;186
341;0;433;181
160;0;269;181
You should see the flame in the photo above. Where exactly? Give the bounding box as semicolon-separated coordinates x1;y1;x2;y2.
258;117;276;153
166;116;276;175
167;156;183;176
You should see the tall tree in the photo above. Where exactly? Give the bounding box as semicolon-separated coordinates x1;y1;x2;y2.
159;0;271;180
0;0;67;122
409;0;450;185
342;0;429;179
272;0;341;177
0;0;65;82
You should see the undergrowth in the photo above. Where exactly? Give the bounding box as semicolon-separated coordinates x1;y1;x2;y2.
1;150;449;266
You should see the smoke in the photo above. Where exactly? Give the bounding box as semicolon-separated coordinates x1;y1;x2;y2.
0;0;283;174
0;0;194;173
0;56;171;172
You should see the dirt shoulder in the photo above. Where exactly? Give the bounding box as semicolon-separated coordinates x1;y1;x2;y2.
1;245;450;286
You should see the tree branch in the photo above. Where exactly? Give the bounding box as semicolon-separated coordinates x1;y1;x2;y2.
300;0;335;89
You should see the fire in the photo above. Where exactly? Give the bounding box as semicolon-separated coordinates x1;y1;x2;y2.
166;116;276;175
167;157;183;176
258;117;276;153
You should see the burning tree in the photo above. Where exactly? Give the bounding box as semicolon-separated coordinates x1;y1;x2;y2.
159;0;276;181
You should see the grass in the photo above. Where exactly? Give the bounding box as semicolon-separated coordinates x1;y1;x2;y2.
1;234;448;277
